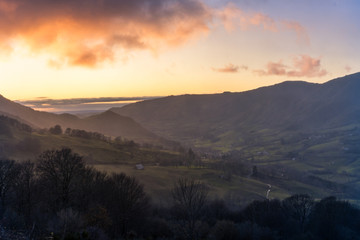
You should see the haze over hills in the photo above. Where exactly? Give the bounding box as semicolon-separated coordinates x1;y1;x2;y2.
0;94;162;143
111;73;360;149
2;73;360;150
2;73;360;149
2;74;360;204
109;73;360;202
81;110;158;140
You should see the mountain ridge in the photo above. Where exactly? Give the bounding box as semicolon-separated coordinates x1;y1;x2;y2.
2;73;360;148
111;73;360;148
0;95;161;143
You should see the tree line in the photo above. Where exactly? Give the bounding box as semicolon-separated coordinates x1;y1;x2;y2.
0;148;360;240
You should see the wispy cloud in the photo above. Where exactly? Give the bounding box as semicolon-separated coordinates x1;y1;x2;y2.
254;55;328;78
345;65;352;73
212;63;248;73
217;3;309;44
281;21;310;45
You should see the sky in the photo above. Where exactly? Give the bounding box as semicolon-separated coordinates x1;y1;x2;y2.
1;0;359;107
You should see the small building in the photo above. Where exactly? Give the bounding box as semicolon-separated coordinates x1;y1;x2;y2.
135;164;144;170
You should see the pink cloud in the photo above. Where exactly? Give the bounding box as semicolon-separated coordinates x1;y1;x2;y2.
255;61;287;76
217;4;277;32
255;55;328;78
250;13;277;32
212;63;248;73
217;3;309;44
282;21;310;44
345;65;352;73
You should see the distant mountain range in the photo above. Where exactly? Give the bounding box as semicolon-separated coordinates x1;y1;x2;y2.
111;73;360;149
2;73;360;200
2;73;360;150
0;95;159;143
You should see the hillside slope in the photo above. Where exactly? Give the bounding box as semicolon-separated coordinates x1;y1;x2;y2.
81;110;158;141
111;73;360;148
2;114;357;204
0;95;162;143
0;95;71;128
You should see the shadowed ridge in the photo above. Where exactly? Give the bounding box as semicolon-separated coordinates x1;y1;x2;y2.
0;95;162;143
0;94;64;128
80;110;159;141
111;73;360;146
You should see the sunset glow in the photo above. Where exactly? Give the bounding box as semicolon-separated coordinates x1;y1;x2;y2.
1;0;359;101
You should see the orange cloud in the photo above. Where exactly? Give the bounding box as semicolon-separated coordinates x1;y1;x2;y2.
0;0;17;13
0;1;309;68
212;63;248;73
255;55;327;78
0;0;212;67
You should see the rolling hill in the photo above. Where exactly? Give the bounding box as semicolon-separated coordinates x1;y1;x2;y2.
111;73;360;149
0;94;163;143
2;114;356;204
2;73;360;203
107;73;360;202
0;114;185;168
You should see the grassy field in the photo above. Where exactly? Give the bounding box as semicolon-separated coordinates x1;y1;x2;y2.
2;120;360;207
92;162;347;207
93;164;290;206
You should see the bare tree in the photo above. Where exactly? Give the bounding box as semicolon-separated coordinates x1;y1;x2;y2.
282;194;314;233
0;158;20;210
13;161;37;227
36;148;86;212
171;177;208;240
105;173;150;237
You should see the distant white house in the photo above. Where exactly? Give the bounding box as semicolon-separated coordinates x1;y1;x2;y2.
135;164;144;170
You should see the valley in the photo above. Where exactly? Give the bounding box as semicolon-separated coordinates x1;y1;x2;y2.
2;73;360;206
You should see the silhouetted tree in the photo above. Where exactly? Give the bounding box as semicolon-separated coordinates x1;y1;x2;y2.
282;194;314;233
0;159;20;210
36;148;86;212
252;165;258;177
242;199;285;231
104;173;150;237
171;178;208;240
65;128;71;135
309;196;360;240
212;220;240;240
85;205;112;233
185;148;196;168
0;115;32;133
205;199;230;225
49;125;62;135
13;161;37;227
